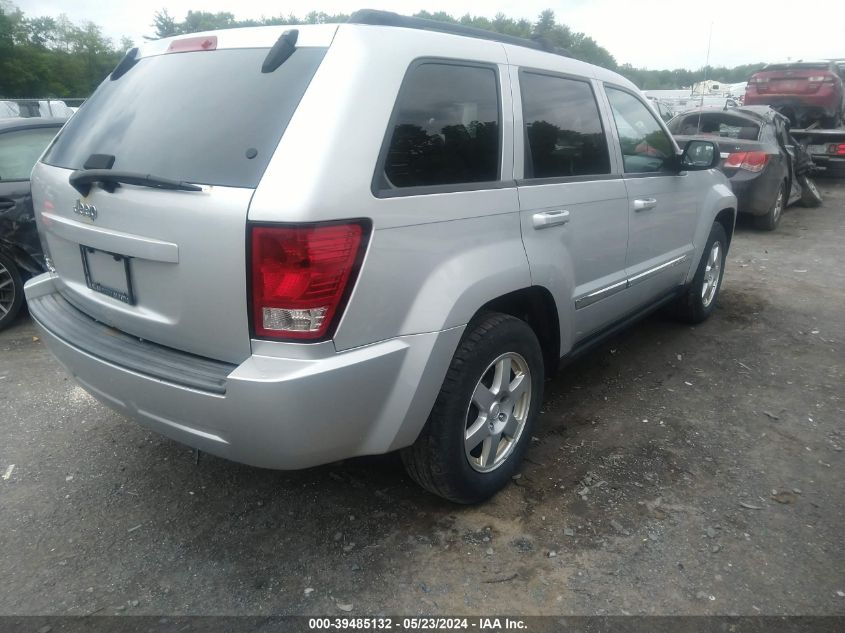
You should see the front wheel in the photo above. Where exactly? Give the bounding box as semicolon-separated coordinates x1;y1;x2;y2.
401;313;544;504
673;222;727;324
0;252;24;331
798;174;823;207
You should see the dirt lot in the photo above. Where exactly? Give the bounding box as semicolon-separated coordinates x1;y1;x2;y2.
1;181;843;617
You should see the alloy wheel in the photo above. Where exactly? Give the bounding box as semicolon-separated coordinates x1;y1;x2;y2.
701;241;722;308
0;261;15;319
772;187;784;224
464;352;532;473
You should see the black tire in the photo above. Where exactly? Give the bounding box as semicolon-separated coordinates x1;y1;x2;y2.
673;222;728;324
401;313;544;504
754;181;786;231
798;175;823;207
0;252;24;331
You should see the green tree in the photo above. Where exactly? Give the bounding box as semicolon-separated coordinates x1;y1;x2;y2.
1;1;124;97
150;9;178;39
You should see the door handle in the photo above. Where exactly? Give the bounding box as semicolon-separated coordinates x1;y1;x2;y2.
532;209;570;229
633;198;658;211
0;198;16;210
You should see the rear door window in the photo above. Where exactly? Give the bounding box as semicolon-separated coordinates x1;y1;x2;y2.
43;47;326;189
378;62;501;192
520;71;610;179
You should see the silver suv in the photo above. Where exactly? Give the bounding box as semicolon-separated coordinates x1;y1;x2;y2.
25;12;736;503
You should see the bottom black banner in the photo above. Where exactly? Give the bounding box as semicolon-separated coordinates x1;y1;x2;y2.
0;616;842;633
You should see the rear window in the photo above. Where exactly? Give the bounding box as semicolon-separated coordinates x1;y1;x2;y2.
668;113;761;141
379;62;500;191
43;47;326;189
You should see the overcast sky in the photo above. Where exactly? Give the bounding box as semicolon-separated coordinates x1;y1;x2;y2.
14;0;845;69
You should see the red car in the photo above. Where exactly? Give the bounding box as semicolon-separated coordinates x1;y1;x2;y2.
745;61;844;128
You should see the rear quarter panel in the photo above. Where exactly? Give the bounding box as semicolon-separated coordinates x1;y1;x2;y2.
250;26;531;352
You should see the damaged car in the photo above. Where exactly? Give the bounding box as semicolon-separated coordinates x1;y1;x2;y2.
744;61;845;128
0;118;65;329
669;105;821;230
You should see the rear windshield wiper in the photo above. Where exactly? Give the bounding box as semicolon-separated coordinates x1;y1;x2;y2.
69;169;202;196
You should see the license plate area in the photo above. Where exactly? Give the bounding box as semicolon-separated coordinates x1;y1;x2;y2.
80;245;135;305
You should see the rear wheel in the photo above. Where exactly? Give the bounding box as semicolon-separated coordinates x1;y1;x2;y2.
798;174;823;207
0;252;24;331
754;181;786;231
401;313;544;504
674;222;727;324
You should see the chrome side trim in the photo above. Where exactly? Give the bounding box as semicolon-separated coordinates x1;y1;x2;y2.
574;254;689;310
575;279;627;310
627;254;688;287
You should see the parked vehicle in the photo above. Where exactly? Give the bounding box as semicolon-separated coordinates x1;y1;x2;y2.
0;117;65;329
24;11;736;503
791;125;845;178
749;60;845;177
744;61;845;129
0;100;76;119
669;106;822;230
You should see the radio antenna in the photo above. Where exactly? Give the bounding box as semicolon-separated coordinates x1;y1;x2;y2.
696;22;714;134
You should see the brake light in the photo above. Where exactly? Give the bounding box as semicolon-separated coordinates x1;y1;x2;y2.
748;76;768;84
167;36;217;53
249;222;368;341
830;144;845;156
724;151;769;172
808;75;836;83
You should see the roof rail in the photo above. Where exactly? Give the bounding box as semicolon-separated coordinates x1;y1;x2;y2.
347;9;572;59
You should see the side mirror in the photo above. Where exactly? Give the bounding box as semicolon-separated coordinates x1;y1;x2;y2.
679;139;720;170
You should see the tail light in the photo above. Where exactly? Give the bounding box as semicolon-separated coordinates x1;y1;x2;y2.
748;76;768;84
724;151;769;173
829;143;845;156
808;75;836;83
249;221;369;341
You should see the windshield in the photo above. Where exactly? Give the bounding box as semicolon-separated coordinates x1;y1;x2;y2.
668;113;761;140
43;47;326;189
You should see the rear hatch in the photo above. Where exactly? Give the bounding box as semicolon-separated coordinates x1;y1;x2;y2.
32;28;332;363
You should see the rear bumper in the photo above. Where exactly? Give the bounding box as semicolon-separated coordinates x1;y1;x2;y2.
810;155;845;172
25;273;462;469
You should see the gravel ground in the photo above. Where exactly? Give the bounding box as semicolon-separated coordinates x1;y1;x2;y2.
1;180;843;617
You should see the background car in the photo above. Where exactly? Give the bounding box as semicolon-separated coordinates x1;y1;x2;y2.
0;117;65;329
646;96;677;122
744;61;845;128
668;105;822;230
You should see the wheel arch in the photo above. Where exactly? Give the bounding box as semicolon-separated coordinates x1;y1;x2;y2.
686;182;736;285
472;285;560;379
714;207;736;248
